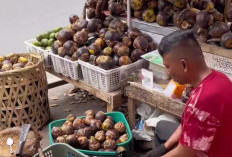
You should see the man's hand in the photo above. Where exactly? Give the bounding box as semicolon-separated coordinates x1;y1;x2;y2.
141;144;167;157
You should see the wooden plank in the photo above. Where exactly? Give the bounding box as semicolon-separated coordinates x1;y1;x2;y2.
128;97;136;130
131;19;177;36
200;42;232;59
125;83;185;118
46;68;122;105
48;80;67;89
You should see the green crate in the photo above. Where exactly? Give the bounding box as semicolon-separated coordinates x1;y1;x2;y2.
49;112;133;156
33;143;88;157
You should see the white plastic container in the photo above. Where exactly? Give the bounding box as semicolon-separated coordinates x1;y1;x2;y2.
25;39;52;67
79;59;144;92
50;52;83;80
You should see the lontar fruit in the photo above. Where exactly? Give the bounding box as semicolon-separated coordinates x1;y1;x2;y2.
208;21;230;38
220;32;232;49
156;12;170;26
142;9;156;23
196;10;214;28
131;0;144;11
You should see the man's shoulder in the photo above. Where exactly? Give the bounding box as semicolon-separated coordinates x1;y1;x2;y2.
202;70;232;96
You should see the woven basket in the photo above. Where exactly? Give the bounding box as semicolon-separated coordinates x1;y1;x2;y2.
0;53;50;130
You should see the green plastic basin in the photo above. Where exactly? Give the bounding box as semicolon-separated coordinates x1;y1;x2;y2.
49;112;132;156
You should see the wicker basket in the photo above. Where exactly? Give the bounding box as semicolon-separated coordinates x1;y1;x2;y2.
0;53;50;130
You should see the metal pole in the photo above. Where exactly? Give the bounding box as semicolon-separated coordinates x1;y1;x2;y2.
127;0;132;29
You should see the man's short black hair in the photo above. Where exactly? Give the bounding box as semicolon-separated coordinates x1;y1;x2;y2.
158;29;201;57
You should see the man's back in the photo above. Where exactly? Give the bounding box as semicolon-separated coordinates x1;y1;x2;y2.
180;70;232;156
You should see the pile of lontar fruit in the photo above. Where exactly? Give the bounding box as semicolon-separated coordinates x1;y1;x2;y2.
84;0;126;19
52;110;128;153
51;14;157;70
0;54;31;72
32;27;63;50
130;0;232;49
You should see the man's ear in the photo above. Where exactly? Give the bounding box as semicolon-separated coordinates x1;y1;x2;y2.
180;59;188;72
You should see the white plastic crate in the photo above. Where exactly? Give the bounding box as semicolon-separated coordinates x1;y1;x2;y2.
50;52;83;80
33;143;88;157
25;39;52;67
79;59;144;92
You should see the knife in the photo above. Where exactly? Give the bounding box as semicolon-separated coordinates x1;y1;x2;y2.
16;124;31;156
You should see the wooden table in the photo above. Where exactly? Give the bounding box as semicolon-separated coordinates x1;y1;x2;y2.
46;67;124;112
124;82;185;129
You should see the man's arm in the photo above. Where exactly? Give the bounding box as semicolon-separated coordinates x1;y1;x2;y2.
162;143;196;157
164;125;182;150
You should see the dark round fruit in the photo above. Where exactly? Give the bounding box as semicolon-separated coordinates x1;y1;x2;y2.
69;14;79;24
109;19;127;33
133;36;149;52
102;119;114;131
85;110;95;117
77;136;89;149
67;114;76;122
52;127;64;139
55;136;67;143
73;118;86;130
95;130;106;142
61;124;74;135
66;134;78;147
103;139;117;150
73;29;89;46
57;28;74;44
118;134;129;143
128;28;141;40
156;12;170;27
84;115;94;125
89;138;101;151
220;32;232;49
63;41;77;56
113;42;130;57
196;10;214;28
99;28;109;38
106;129;119;140
114;122;126;134
96;55;114;70
130;49;144;62
119;56;132;66
95;111;106;122
87;8;96;19
87;19;102;33
208;21;230;38
90;119;102;132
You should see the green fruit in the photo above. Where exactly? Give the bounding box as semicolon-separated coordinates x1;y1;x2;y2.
36;34;43;42
32;40;42;47
49;32;56;39
55;32;59;39
41;38;49;47
42;32;50;39
48;38;55;46
45;46;51;50
52;27;63;33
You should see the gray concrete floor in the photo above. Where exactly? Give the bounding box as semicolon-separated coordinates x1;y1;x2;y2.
42;83;107;149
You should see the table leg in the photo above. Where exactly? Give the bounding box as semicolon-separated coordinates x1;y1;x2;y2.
128;97;135;130
107;103;113;112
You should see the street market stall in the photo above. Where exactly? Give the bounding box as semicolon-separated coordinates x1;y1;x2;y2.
0;0;232;156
